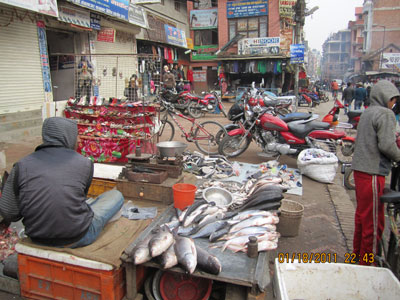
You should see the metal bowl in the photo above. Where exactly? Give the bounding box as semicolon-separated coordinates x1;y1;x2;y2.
156;141;187;157
202;187;233;207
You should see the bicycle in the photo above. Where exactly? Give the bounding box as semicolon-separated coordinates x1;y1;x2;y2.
154;98;226;155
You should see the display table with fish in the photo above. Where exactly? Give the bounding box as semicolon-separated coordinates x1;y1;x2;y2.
121;206;270;300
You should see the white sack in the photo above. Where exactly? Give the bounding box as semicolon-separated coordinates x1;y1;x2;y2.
297;148;338;183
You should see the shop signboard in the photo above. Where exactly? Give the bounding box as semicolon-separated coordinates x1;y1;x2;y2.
279;0;296;18
132;0;161;3
193;70;207;82
190;8;218;29
128;3;148;28
37;21;53;102
97;28;116;43
90;13;101;30
164;25;187;48
238;37;280;55
192;45;218;60
382;53;400;70
58;6;91;28
187;38;194;50
227;0;268;19
290;44;305;64
67;0;129;21
0;0;58;17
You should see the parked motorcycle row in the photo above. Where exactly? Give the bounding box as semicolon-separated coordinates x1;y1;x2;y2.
156;82;357;164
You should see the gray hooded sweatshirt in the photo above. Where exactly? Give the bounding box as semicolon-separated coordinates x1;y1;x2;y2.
352;80;400;176
0;117;94;246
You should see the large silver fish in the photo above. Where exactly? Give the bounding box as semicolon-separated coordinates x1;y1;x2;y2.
174;236;197;274
190;220;228;239
229;215;279;233
209;227;230;242
149;226;174;257
196;245;222;275
183;204;209;227
198;211;225;228
181;200;207;224
160;243;178;269
130;230;158;265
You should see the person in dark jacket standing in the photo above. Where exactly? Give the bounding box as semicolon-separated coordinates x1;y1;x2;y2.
342;82;354;114
351;80;400;265
0;117;124;248
354;82;367;110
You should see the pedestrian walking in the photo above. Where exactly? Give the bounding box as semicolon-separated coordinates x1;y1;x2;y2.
351;80;400;265
331;80;339;99
342;82;354;114
354;82;367;110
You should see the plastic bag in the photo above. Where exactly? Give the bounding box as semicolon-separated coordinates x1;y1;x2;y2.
121;201;157;220
297;148;338;183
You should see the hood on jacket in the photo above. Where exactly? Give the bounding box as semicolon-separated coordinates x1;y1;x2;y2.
38;117;78;150
370;80;400;107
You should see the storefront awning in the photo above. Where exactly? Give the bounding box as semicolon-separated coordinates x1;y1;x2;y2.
217;54;289;61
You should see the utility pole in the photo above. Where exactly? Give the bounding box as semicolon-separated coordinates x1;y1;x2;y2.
293;0;305;97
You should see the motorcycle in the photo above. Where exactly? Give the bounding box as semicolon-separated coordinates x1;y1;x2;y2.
218;97;355;161
159;88;191;114
186;91;227;118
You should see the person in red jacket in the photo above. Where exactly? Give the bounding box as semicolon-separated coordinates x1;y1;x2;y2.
331;80;339;99
187;66;194;91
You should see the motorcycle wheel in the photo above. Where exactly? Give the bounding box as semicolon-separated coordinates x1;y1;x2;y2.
188;101;204;118
344;168;355;190
336;140;355;164
218;135;251;158
194;121;226;155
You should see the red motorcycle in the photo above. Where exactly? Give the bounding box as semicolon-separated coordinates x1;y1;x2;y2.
186;91;227;118
218;98;355;162
322;98;361;129
159;89;191;114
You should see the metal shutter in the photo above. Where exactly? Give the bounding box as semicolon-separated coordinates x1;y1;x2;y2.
0;13;46;114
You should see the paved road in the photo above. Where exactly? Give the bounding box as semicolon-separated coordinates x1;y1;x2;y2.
0;96;357;299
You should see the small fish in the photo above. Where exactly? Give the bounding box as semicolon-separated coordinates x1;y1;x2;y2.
209;227;230;242
183;204;208;227
198;211;225;228
174;236;197;274
177;224;198;236
223;226;270;240
178;207;189;222
160;243;178;269
196;246;222;275
190;221;228;239
149;226;174;257
230;210;277;222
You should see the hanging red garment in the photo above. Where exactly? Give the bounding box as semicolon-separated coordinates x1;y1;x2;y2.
187;69;194;83
299;71;306;79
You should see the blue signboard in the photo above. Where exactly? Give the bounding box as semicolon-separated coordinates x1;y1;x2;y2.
37;23;52;94
290;44;305;64
68;0;129;21
227;0;268;19
164;25;187;48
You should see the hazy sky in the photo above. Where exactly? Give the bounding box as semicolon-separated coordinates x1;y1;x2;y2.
304;0;364;52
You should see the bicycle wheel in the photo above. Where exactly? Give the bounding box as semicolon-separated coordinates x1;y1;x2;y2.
218;135;251;158
188;101;204;118
194;120;226;154
344;168;355;190
157;119;175;142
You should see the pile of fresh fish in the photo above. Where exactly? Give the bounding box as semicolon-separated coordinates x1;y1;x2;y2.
129;225;222;275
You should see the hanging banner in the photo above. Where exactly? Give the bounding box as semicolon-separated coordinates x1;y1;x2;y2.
58;6;91;28
67;0;129;21
238;37;280;55
132;0;161;3
37;21;53;102
279;0;296;18
193;70;207;82
129;3;148;28
0;0;58;17
382;53;400;70
164;25;187;48
290;44;305;64
190;8;218;29
227;0;268;19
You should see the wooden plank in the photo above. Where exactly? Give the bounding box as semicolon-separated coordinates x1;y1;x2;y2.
0;275;20;296
254;251;270;293
125;263;137;300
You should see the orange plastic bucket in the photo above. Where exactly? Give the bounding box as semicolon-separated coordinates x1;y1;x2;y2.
172;183;197;210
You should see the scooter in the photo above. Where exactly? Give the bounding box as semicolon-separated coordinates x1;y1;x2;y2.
218;97;355;161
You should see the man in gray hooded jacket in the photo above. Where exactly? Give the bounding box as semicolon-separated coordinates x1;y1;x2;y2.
0;117;124;248
352;80;400;264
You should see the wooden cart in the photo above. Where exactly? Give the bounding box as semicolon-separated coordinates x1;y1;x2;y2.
121;206;271;300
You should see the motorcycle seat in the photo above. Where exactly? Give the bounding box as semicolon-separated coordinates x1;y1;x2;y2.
347;110;363;118
280;112;312;123
288;120;331;138
263;99;279;107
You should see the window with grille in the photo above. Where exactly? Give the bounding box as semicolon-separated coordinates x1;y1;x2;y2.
228;17;268;40
194;30;218;46
175;0;180;11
